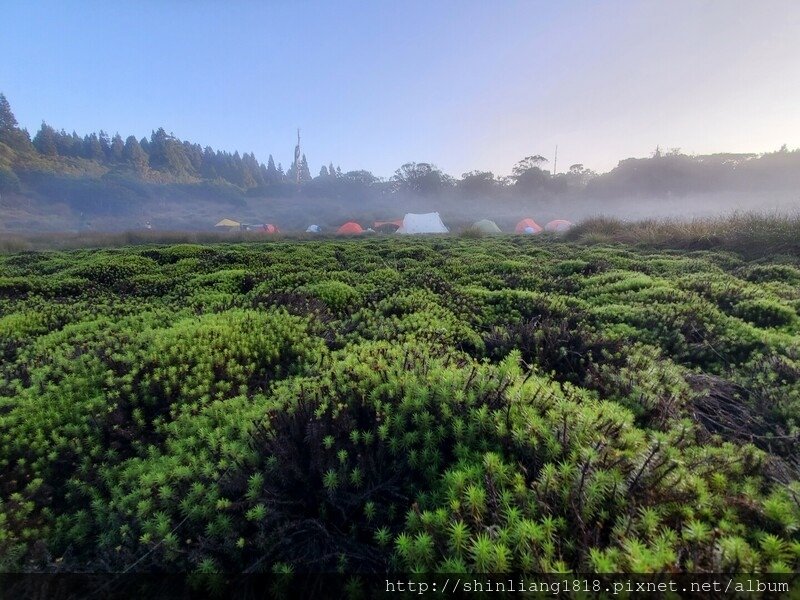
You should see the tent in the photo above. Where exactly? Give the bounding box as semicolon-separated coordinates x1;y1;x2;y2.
337;221;364;234
396;212;449;234
374;219;403;233
515;218;543;234
545;219;573;232
215;218;240;230
260;224;280;234
305;224;321;233
472;219;502;234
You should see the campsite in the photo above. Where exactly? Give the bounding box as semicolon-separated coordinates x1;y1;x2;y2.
209;213;561;236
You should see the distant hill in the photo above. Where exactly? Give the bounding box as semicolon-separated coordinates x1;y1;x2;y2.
1;93;799;233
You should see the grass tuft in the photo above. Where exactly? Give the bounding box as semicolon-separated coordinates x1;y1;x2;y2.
566;212;800;258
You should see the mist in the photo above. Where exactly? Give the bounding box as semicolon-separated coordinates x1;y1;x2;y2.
2;89;800;233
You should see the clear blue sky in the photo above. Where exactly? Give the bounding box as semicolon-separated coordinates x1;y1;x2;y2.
2;1;799;178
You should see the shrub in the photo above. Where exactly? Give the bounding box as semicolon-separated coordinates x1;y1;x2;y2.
734;299;797;329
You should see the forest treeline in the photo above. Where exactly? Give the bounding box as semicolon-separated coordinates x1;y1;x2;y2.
1;92;800;217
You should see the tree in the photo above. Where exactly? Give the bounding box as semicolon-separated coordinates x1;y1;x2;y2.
110;133;125;162
54;129;78;156
200;146;217;179
511;155;551;192
123;135;148;171
241;151;261;187
391;162;453;195
319;165;329;178
342;170;379;186
0;93;34;152
512;155;548;176
329;162;337;178
149;127;193;176
458;170;502;197
227;151;250;187
66;131;83;156
83;133;105;160
99;130;111;157
288;153;312;184
265;154;279;184
0;93;19;132
565;163;596;189
33;122;58;156
298;154;312;183
183;142;204;173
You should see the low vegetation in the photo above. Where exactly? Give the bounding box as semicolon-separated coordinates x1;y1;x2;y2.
1;231;799;574
567;213;800;258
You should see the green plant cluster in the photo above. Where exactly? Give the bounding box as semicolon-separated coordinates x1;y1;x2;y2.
0;236;799;573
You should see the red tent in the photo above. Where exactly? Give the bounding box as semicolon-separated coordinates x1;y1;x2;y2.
337;221;364;234
260;224;280;234
544;219;573;232
514;218;543;234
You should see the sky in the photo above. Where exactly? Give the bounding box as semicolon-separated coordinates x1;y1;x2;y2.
2;0;799;178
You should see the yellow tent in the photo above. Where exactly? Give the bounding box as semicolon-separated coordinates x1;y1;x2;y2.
215;218;240;229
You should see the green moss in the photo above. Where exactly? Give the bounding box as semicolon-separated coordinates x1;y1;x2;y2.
0;236;798;574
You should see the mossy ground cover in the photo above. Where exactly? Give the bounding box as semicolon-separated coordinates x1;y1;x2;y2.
0;236;799;573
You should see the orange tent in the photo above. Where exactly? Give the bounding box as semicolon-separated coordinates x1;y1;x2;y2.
544;219;573;232
337;221;364;234
514;218;543;234
260;224;280;233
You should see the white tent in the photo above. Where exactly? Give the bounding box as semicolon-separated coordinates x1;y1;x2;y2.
305;224;321;233
396;212;449;234
215;218;240;229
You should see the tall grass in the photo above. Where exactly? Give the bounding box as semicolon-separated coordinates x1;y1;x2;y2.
0;230;292;253
565;212;800;258
2;212;799;255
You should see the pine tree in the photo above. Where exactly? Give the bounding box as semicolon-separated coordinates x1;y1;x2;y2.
230;151;248;187
183;141;203;173
83;133;105;160
110;133;125;162
241;152;261;187
299;153;312;183
329;162;336;178
99;130;111;157
33;122;58;156
0;93;19;132
0;93;34;152
124;135;148;171
149;127;192;176
319;165;329;178
200;146;217;179
266;154;279;184
70;131;82;156
54;129;77;156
